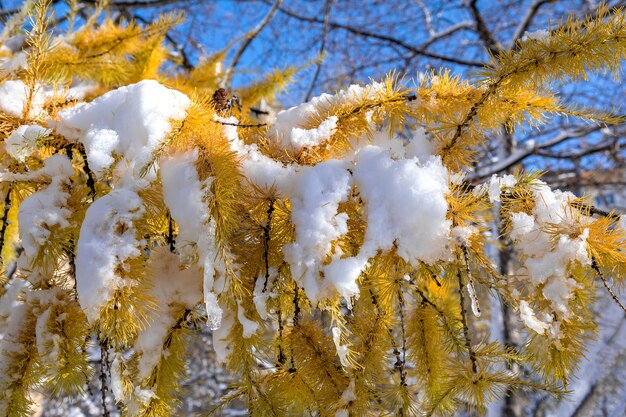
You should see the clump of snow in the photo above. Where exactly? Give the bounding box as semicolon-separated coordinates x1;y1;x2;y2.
353;145;451;264
110;354;126;401
451;225;478;246
509;182;592;335
17;155;73;265
519;300;550;335
75;187;145;323
212;305;235;362
204;290;223;331
0;279;28;336
282;160;352;303
134;248;202;380
323;255;368;306
5;125;50;162
466;282;481;317
253;273;274;321
269;82;384;151
485;174;517;203
236;300;259;338
221;116;296;193
0;79;46;118
0;51;27;74
331;326;350;367
160;150;209;259
404;127;433;160
522;29;550;42
54;80;190;178
289;116;338;150
160;150;224;329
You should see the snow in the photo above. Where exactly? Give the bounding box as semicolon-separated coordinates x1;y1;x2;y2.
289;116;338;150
323;255;368;306
5;125;50;162
17;155;74;265
519;300;550;335
159;150;225;329
282;160;352;303
110;354;125;401
35;305;59;364
404;127;433;160
485;174;517;203
134;248;202;380
509;182;592;335
331;326;350;367
0;79;46;118
0;279;28;338
160;150;210;259
353;145;451;264
451;225;478;246
54;80;190;178
236;300;258;338
269;82;383;151
212;305;234;362
467;282;482;317
0;51;27;74
223;116;296;193
253;274;273;320
75;187;145;324
522;29;550;42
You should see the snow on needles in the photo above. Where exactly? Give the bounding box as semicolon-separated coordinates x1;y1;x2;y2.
134;249;202;380
509;182;591;338
75;187;145;324
160;150;223;330
17;155;74;267
283;160;352;303
54;79;190;178
353;145;451;265
68;80;191;324
268;82;384;151
5;72;615;373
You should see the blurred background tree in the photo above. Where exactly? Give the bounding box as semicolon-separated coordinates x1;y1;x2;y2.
1;1;624;416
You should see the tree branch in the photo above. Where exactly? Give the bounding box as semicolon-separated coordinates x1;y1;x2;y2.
470;126;602;180
467;0;499;55
512;0;552;44
269;1;485;68
228;0;283;85
304;0;333;102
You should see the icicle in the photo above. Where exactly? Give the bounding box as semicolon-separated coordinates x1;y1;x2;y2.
466;281;481;317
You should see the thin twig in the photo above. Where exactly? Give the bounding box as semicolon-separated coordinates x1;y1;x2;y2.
457;269;478;375
77;146;96;198
228;0;283;85
591;257;626;313
467;0;499;55
262;198;275;292
167;212;176;253
0;185;12;272
212;119;268;128
268;0;484;67
304;0;333;102
99;336;111;417
396;289;408;387
512;0;552;44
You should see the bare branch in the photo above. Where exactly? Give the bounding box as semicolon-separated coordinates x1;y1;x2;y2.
228;0;283;85
512;0;553;44
467;0;499;55
420;20;475;49
304;0;333;102
269;1;485;68
470;126;603;180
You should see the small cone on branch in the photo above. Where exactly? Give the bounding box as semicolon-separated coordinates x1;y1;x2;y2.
212;88;230;112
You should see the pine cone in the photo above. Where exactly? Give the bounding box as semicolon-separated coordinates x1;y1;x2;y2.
212;88;230;112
